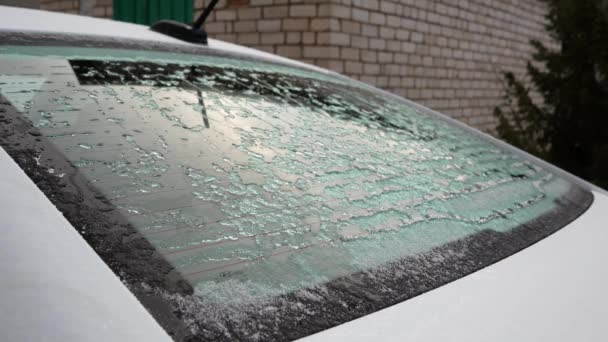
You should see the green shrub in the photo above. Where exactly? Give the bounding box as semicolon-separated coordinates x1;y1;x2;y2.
495;0;608;188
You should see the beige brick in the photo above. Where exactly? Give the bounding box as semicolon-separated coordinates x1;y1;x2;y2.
215;33;237;42
341;47;360;60
328;18;341;31
370;12;386;25
256;46;275;54
332;4;351;19
286;32;302;44
277;46;303;59
361;50;377;62
290;4;317;17
380;1;397;13
302;32;316;44
206;22;226;34
361;75;378;85
401;18;416;30
261;33;285;44
362;24;378;37
380;27;395;39
352;8;369;22
377;76;389;87
263;5;288;18
387;15;401;28
317;32;350;46
303;46;340;59
356;0;378;11
369;38;386;50
283;18;309;31
396;29;410;40
216;9;237;21
379;52;394;63
310;18;331;31
388;76;401;88
387;40;401;52
364;63;381;75
316;60;344;73
317;4;331;17
416;21;429;33
342;20;361;34
237;33;260;44
258;19;281;32
345;61;363;74
411;32;424;42
238;7;261;20
318;4;351;18
234;20;256;32
351;36;369;48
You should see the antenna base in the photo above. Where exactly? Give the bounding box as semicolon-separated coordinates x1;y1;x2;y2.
150;20;208;45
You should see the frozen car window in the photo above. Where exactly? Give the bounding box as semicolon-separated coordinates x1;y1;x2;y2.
0;45;593;341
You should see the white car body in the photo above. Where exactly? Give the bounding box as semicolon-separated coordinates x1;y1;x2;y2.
0;5;607;342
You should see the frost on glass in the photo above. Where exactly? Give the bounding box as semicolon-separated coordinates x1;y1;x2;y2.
0;49;583;339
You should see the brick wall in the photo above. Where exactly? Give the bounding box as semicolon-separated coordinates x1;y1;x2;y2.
37;0;552;132
91;0;112;17
40;0;112;17
195;0;552;132
40;0;79;13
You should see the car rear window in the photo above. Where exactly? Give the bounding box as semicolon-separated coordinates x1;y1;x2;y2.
0;45;593;341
